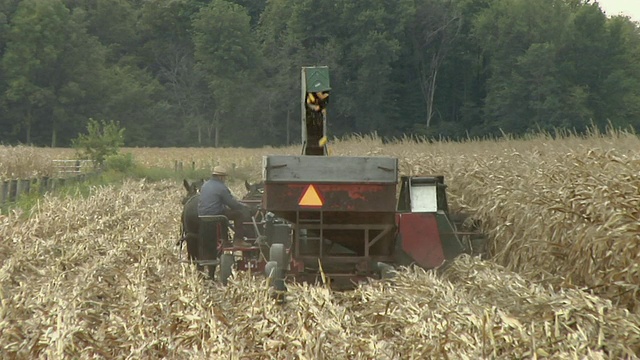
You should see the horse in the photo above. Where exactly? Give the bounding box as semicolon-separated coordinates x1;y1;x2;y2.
180;179;205;261
179;179;264;262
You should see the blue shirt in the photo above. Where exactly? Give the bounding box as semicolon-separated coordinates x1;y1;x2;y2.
197;178;245;216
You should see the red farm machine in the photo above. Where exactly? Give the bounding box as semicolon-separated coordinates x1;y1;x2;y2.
203;66;482;290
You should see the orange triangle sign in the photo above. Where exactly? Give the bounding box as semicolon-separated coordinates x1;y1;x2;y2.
299;185;323;207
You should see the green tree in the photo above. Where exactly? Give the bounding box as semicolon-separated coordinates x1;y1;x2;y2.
473;0;571;134
2;0;107;146
512;43;591;132
138;0;211;146
62;0;140;62
599;16;640;129
558;3;609;128
227;0;266;29
335;0;414;135
192;0;264;147
0;0;640;145
72;118;125;165
434;0;491;136
0;0;21;142
258;0;342;143
95;64;165;146
411;0;461;129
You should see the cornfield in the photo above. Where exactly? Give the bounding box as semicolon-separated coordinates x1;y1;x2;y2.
1;130;639;358
0;145;63;179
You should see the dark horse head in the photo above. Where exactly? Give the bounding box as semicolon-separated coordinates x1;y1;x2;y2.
243;179;264;200
182;179;204;205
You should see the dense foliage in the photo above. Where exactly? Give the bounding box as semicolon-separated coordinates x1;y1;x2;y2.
0;0;638;147
72;119;125;165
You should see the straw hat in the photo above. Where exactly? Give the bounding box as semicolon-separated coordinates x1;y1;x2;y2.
211;165;228;176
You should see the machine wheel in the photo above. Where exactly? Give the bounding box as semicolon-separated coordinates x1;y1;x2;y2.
220;253;234;286
264;261;277;278
377;262;396;280
269;244;287;267
269;244;287;292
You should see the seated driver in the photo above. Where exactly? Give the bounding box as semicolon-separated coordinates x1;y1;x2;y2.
198;165;252;247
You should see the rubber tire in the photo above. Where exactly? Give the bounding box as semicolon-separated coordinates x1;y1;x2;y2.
220;253;234;286
265;261;277;278
377;262;396;280
269;244;286;267
269;244;287;292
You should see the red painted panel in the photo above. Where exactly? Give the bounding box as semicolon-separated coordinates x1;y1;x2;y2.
396;213;445;268
264;183;396;212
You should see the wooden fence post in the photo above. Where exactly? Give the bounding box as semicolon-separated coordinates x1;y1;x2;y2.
56;178;66;189
16;179;31;201
0;180;8;205
8;179;17;202
39;177;50;194
174;161;181;172
0;172;93;206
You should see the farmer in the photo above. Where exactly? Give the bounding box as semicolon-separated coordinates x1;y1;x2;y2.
198;165;252;247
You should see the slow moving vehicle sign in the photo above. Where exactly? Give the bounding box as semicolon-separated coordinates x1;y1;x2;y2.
298;184;323;207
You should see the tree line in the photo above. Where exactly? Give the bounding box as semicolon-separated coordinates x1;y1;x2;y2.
0;0;638;148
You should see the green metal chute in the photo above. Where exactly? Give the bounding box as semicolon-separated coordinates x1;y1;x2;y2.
301;66;330;156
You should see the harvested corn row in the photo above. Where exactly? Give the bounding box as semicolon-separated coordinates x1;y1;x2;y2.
0;179;638;358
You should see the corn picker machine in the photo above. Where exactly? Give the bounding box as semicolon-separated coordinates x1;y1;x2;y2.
202;66;481;290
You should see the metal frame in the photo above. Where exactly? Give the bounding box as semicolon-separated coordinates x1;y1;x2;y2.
206;199;271;275
290;210;395;277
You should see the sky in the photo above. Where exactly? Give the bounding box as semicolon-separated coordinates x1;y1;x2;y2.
595;0;640;21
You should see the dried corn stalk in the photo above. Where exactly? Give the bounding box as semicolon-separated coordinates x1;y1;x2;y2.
0;178;638;358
